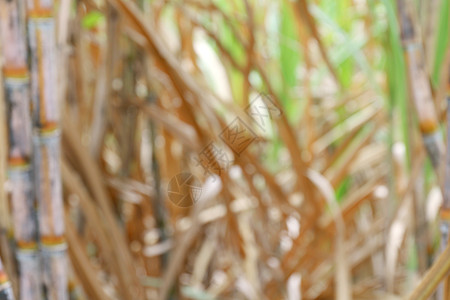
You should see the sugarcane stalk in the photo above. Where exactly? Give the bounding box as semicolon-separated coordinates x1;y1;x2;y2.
0;0;42;298
397;2;447;297
440;66;450;299
0;0;32;168
26;0;67;298
396;0;444;170
0;258;15;300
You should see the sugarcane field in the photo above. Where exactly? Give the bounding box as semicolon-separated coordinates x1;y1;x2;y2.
0;0;450;299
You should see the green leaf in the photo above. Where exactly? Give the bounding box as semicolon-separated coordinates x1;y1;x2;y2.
432;0;450;86
382;0;410;166
407;240;419;271
82;11;105;29
335;177;351;202
279;2;300;90
278;1;301;121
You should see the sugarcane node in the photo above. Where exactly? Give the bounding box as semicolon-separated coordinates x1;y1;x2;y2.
36;123;60;136
16;242;39;252
0;273;7;285
40;236;67;250
27;9;53;19
419;120;439;135
2;67;28;79
440;209;450;222
8;157;30;168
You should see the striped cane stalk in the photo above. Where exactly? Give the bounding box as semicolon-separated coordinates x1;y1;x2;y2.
397;1;446;295
396;0;444;170
439;67;450;299
0;0;42;298
397;1;446;298
0;259;14;300
26;0;67;298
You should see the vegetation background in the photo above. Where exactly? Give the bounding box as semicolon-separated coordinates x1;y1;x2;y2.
0;0;449;299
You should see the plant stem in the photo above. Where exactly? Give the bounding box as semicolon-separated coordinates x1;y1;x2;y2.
396;0;444;171
26;0;68;297
0;0;42;298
